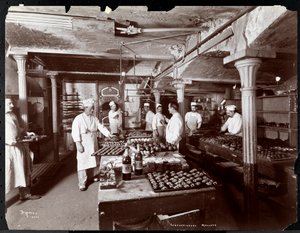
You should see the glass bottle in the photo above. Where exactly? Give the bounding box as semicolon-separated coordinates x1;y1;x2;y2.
122;147;131;180
134;144;143;175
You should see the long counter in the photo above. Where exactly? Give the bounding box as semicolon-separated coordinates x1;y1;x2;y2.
97;151;217;230
98;176;216;230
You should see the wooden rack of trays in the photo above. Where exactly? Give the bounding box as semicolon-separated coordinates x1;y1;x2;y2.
256;94;297;147
61;93;83;132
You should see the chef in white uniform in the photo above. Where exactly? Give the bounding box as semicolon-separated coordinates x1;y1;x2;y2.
108;101;122;135
5;97;41;200
144;103;155;131
166;101;184;148
220;105;242;136
72;98;113;191
185;102;202;136
152;103;168;142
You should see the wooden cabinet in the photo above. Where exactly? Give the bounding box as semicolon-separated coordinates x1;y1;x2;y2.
256;95;297;147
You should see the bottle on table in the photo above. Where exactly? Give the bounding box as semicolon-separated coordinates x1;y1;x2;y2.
134;144;143;175
122;147;132;180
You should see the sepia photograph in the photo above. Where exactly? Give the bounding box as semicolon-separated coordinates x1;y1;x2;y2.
3;4;298;230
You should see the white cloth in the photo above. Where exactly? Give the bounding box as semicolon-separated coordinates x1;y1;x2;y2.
166;112;184;145
108;109;122;134
145;110;155;130
152;112;167;139
5;112;33;194
221;112;242;136
71;113;111;171
185;111;202;131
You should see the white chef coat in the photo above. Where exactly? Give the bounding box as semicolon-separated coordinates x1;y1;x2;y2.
145;110;155;130
108;109;122;134
72;113;111;171
5;112;33;194
166;112;184;145
185;111;202;131
152;112;167;139
221;112;242;136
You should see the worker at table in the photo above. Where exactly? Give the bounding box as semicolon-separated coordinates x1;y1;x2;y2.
152;103;169;142
166;101;184;148
220;105;242;136
72;98;113;191
143;102;155;131
5;97;41;201
185;102;202;136
108;101;123;135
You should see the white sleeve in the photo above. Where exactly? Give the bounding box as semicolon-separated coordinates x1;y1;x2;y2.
152;114;157;130
169;117;183;144
185;113;189;123
231;115;242;134
197;113;202;124
71;116;81;142
96;117;111;137
221;119;229;132
118;110;122;128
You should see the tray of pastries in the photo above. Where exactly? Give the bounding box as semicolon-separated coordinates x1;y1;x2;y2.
147;168;217;192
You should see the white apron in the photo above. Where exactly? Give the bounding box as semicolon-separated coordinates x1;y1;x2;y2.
5;112;33;193
76;131;99;171
187;114;198;132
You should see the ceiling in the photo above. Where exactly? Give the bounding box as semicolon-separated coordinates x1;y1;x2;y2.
5;6;298;94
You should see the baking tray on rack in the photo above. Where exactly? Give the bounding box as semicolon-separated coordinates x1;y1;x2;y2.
147;169;218;193
92;142;126;156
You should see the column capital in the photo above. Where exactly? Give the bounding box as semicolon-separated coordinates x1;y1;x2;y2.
171;79;186;90
47;71;59;78
234;57;262;69
13;54;28;60
234;58;261;88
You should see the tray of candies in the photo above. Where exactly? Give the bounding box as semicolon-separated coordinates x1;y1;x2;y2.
92;141;126;156
147;168;217;192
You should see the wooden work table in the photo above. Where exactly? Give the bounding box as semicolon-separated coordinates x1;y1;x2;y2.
98;176;216;230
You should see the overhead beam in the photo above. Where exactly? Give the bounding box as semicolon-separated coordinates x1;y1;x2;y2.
154;27;234;82
9;47;174;61
153;6;256;82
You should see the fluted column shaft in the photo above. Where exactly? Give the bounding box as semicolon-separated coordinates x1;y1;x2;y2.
48;72;59;161
235;58;261;229
13;55;28;131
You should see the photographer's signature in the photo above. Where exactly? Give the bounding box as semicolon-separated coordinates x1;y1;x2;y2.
20;210;39;219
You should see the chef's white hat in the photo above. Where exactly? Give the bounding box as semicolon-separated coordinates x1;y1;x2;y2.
225;105;236;111
144;103;150;107
109;101;116;107
82;98;95;107
156;103;162;108
191;102;197;106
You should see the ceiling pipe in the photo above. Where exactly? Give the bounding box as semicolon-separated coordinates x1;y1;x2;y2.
122;32;195;46
153;6;257;81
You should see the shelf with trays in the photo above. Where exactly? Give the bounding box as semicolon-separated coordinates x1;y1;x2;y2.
256;94;297;147
61;93;83;132
257;125;297;132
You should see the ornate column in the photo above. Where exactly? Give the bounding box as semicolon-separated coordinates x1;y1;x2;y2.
13;55;28;130
152;88;161;106
172;79;186;153
48;72;59;162
234;58;261;228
